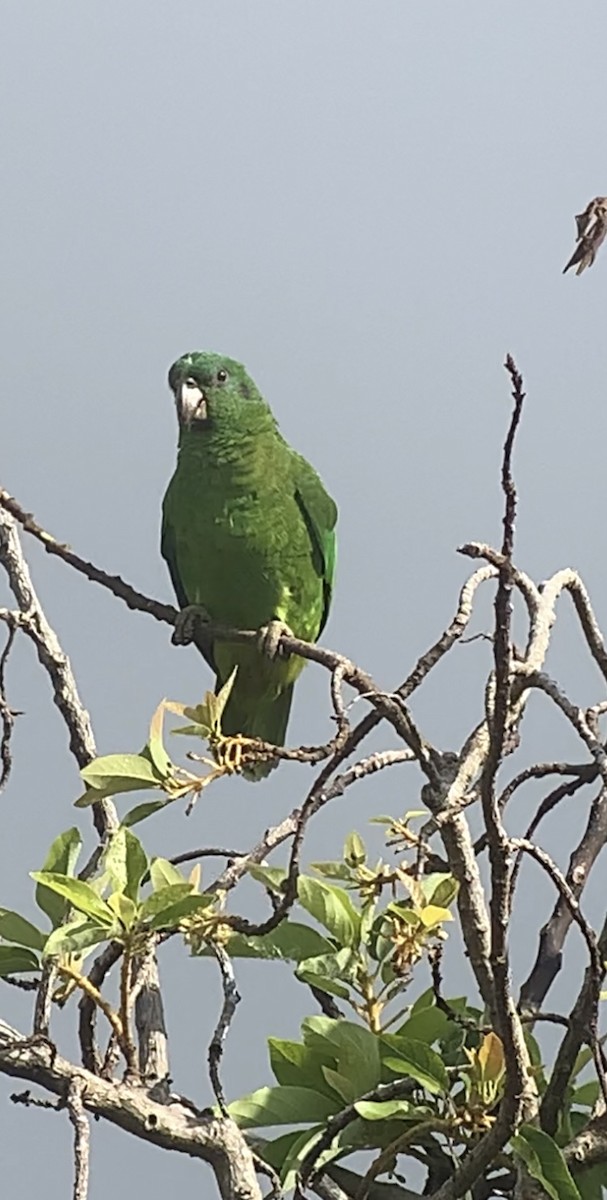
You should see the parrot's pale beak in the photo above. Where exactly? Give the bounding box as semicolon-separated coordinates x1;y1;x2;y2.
178;378;208;426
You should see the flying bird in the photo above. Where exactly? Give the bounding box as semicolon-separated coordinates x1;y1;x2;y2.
563;196;607;275
161;351;337;780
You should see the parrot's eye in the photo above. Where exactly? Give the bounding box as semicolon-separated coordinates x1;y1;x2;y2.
217;369;228;383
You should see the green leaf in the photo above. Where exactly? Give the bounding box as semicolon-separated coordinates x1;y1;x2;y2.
149;859;187;892
104;828;129;894
107;892;138;930
30;873;115;928
75;778;161;808
330;1022;382;1097
390;1005;450;1047
268;1039;344;1099
322;1067;359;1104
76;752;167;806
310;861;355;883
576;1163;607;1200
355;1099;411;1120
572;1081;600;1107
214;668;238;720
360;900;377;947
171;671;238;740
203;922;333;963
139;886;213;931
512;1125;582;1200
572;1046;595;1079
302;1015;346;1057
247;865;287;895
410;988;434;1013
0;944;40;975
296;973;350;1000
344;831;366;868
260;1127;326;1191
383;1039;449;1095
297;877;360;947
122;800;169;827
0;910;46;951
41;826;82;874
421;873;459;908
44;919;108;959
104;827;148;902
228;1085;338;1129
147;894;214;931
146;702;173;776
139;883;194;918
295;947;358;991
81;752;164;789
258;1127;310;1171
35;828;82;929
123;829;149;900
302;1019;383;1100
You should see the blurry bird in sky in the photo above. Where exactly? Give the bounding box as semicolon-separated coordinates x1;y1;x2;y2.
563;196;607;275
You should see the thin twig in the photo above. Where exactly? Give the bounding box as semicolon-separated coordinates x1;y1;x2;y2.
10;1088;60;1110
208;944;241;1115
224;750;414;937
0;615;17;790
519;784;607;1012
1;975;40;992
511;838;607;1113
170;847;246;868
118;948;138;1078
78;942;122;1074
510;839;603;990
298;1080;415;1188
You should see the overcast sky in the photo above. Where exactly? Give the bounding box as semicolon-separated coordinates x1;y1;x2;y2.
2;4;607;1196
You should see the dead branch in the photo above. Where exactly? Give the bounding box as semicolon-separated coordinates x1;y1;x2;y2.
0;1017;262;1200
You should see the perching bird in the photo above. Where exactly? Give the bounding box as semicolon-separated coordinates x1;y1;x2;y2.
161;350;337;780
563;196;607;275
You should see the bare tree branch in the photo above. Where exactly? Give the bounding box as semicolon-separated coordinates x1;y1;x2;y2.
0;1018;262;1200
0;614;18;790
66;1076;90;1200
541;914;607;1136
208;944;241;1115
132;940;169;1090
0;507;117;840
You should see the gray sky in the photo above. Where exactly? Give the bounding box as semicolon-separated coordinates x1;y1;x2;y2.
2;3;607;1195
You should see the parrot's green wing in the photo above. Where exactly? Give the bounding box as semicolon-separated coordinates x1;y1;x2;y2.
160;508;216;672
293;454;338;638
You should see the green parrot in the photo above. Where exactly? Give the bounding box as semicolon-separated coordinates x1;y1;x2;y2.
161;350;337;780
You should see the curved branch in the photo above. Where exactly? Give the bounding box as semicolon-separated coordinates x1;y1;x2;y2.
0;508;117;840
0;1019;261;1200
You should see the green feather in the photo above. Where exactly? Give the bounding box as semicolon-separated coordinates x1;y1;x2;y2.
161;351;337;781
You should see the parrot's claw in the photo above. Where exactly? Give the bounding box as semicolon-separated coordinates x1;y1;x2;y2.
172;604;212;646
258;619;293;661
214;733;259;774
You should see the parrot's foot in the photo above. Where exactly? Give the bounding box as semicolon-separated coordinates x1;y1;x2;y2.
257;619;293;661
213;733;261;774
172;604;212;646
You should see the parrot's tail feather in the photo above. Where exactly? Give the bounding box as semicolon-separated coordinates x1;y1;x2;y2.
220;682;295;782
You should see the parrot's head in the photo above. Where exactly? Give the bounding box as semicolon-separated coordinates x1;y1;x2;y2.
168;351;272;433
